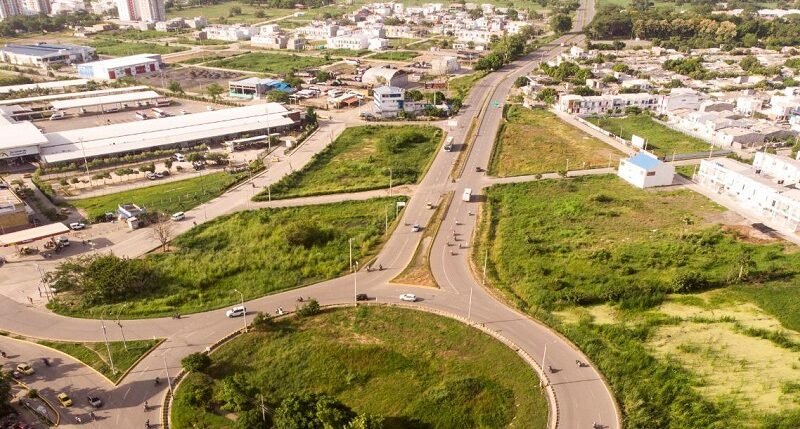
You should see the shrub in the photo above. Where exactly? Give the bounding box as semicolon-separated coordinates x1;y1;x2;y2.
181;352;212;373
296;299;321;318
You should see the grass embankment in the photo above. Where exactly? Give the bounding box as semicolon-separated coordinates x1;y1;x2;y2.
490;106;624;176
586;114;710;157
255;125;442;200
53;198;404;318
475;175;800;427
448;71;487;98
369;50;420;61
392;192;453;287
166;2;296;23
323;48;370;57
206;52;333;74
38;339;161;383
89;39;188;56
172;307;548;429
72;172;243;220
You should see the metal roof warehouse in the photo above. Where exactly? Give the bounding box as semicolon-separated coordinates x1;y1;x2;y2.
40;103;296;164
0;85;150;107
0;79;88;94
50;90;164;111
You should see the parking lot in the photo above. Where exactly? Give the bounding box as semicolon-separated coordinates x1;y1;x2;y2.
34;98;228;133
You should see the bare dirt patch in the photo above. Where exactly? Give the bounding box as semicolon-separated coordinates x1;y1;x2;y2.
137;66;245;93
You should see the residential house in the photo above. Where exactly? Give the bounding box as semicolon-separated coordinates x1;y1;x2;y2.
617;152;675;188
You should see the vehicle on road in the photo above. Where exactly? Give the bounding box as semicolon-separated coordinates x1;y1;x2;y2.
134;111;148;120
356;293;369;301
411;223;421;232
49;111;65;120
16;363;34;375
173;153;186;162
443;136;454;151
462;188;472;202
57;236;70;247
171;212;185;221
152;108;168;118
426;202;433;209
87;395;103;408
226;306;246;318
68;222;86;230
399;293;417;302
57;393;72;407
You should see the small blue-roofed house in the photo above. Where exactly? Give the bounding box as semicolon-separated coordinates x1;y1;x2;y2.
228;77;294;99
617;151;675;188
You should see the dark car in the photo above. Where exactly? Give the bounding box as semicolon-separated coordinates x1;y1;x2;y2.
87;395;103;408
356;294;369;301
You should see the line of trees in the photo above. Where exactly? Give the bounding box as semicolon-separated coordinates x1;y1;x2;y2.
0;11;101;37
473;26;540;72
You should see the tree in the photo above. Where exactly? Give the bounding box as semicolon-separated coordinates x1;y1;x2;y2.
229;5;242;16
138;163;155;173
315;70;333;82
254;9;266;18
164;158;173;170
268;91;290;103
181;352;212;373
167;80;183;94
305;107;318;128
273;393;355;429
550;13;572;34
296;298;321;317
204;151;229;165
0;372;12;417
514;76;528;87
216;374;255;412
346;414;384;429
506;8;518;20
152;214;175;252
237;408;270;429
536;88;558;104
206;82;224;100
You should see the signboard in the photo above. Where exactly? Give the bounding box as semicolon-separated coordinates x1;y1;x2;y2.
0;145;39;159
631;135;646;149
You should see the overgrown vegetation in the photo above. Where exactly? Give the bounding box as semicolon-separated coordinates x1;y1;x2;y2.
88;39;188;56
475;175;800;427
369;50;420;61
490;106;623;176
254;125;441;200
207;52;333;74
586;114;710;156
47;198;403;318
172;307;548;429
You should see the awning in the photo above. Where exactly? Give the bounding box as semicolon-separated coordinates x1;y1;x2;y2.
0;223;70;247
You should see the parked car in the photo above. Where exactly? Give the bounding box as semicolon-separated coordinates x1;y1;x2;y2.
16;363;34;376
57;393;72;407
356;293;369;301
87;395;103;408
171;212;185;221
68;222;86;231
399;293;417;302
173;153;186;162
57;236;70;247
226;306;246;318
49;111;65;121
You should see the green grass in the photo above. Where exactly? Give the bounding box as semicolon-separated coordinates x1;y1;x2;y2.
448;71;487;98
255;125;442;200
323;48;370;57
475;175;800;427
53;198;403;318
89;39;188;56
174;37;231;46
369;50;420;61
172;306;548;429
38;339;161;383
71;172;244;220
586;114;710;157
206;52;333;74
178;55;225;65
490;106;624;176
675;164;696;179
166;2;296;24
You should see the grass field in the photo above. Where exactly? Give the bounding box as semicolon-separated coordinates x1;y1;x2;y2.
172;306;548;429
166;2;296;23
490;106;624;176
586;114;710;157
323;48;371;57
174;37;230;46
369;50;420;61
448;71;487;98
53;198;403;318
89;39;188;56
177;55;225;65
476;175;800;427
206;52;333;74
39;339;160;383
72;172;244;220
255;125;442;200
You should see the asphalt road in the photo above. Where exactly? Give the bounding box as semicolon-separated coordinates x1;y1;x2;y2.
0;1;621;427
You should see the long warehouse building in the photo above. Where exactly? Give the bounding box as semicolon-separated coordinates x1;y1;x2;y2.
39;103;297;164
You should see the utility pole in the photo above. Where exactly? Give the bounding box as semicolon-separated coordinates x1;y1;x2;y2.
349;238;353;273
482;249;488;285
115;308;128;351
353;260;359;307
388;167;393;196
234;289;247;332
100;314;117;375
384;205;388;234
467;281;474;321
541;344;548;383
163;352;173;395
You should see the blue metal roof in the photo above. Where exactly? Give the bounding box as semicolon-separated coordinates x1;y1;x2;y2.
627;153;661;170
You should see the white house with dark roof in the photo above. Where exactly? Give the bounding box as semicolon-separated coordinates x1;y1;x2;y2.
617;152;675;188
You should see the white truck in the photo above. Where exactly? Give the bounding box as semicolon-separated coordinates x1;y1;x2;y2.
444;136;454;151
462;188;472;202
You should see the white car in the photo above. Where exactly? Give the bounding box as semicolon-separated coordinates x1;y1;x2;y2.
49;111;65;120
171;212;185;221
57;236;70;247
68;222;86;230
411;224;421;232
226;305;246;318
399;293;417;302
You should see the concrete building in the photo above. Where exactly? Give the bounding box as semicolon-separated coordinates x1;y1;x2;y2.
251;33;289;49
0;187;29;234
556;93;660;115
430;56;459;75
296;23;339;40
204;24;256;41
77;54;163;80
362;67;407;87
697;157;800;232
228;77;292;99
21;0;49;15
753;151;800;186
0;43;96;68
373;85;404;115
116;0;164;22
327;34;369;50
0;0;23;20
617;152;675;188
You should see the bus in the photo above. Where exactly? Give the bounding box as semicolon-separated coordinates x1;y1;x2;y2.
155;98;171;107
444;136;454;151
462;188;472;202
151;108;168;118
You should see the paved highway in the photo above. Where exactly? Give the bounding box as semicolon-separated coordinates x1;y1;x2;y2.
0;1;621;427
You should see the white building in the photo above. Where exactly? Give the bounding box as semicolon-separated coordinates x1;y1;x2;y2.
0;0;24;20
0;43;96;68
556;93;661;115
77;54;162;80
327;34;368;50
659;88;706;114
454;29;501;44
251;34;288;49
296;23;339;40
20;0;49;15
116;0;163;22
51;0;86;13
753;151;800;186
431;56;459;75
205;25;257;41
697;157;800;232
617;152;675;188
373;85;404;115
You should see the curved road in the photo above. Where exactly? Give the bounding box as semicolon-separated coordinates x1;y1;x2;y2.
0;2;620;428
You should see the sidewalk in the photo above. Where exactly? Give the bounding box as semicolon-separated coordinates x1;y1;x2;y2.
551;109;637;156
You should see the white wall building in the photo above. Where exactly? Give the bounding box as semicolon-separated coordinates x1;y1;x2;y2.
296;24;339;40
327;34;368;50
373;85;404;115
617;152;675;188
0;43;96;68
205;25;257;41
556;93;661;115
753;151;800;186
77;54;162;80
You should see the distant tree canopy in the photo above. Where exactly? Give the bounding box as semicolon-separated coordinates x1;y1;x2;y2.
0;11;101;36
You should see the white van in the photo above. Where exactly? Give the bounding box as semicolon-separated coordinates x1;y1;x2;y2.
49;111;65;120
152;108;168;118
173;153;186;162
171;212;185;221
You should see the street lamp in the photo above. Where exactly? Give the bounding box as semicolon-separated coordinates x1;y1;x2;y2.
233;289;247;332
353;260;359;307
99;311;117;375
115;307;128;351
